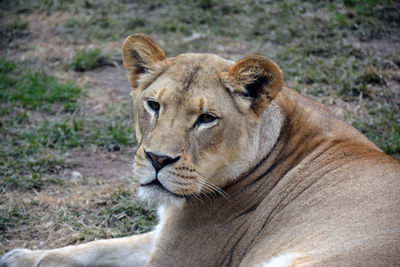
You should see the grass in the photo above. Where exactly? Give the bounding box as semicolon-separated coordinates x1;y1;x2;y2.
103;189;157;235
0;59;81;191
69;48;110;72
0;203;30;233
53;189;156;244
0;113;135;191
352;107;400;159
0;20;29;49
1;186;157;248
0;58;143;251
0;59;136;192
0;60;81;113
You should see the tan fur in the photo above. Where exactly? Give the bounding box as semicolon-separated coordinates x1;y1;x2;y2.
2;34;399;267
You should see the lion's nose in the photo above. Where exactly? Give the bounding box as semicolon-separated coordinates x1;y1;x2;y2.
145;150;180;172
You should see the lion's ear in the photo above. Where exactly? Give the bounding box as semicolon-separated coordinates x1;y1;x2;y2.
220;55;283;116
122;33;166;89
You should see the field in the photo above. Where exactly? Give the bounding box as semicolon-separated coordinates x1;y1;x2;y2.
1;0;399;254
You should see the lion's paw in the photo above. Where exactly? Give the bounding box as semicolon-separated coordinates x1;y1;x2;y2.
1;248;45;267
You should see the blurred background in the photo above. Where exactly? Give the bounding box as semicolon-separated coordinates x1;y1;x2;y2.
1;0;399;253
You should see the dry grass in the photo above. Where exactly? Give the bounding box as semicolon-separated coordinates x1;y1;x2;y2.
1;177;155;251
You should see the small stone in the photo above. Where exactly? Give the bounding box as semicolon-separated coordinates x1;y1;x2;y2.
71;171;83;180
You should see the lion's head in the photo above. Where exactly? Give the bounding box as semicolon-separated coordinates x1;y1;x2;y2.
122;33;284;207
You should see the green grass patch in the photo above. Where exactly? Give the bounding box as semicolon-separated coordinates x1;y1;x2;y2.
30;120;83;149
3;0;399;44
0;60;135;192
0;19;29;49
69;48;110;72
0;114;67;191
352;108;400;159
0;59;83;191
0;113;135;191
90;120;135;151
0;59;81;113
0;204;30;234
0;63;61;190
29;117;135;152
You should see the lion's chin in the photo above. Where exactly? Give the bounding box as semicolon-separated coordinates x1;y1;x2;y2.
138;186;185;209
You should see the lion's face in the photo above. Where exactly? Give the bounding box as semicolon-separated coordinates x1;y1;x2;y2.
122;34;283;207
132;54;257;206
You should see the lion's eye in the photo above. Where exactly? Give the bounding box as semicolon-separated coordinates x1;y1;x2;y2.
147;100;160;112
195;113;217;125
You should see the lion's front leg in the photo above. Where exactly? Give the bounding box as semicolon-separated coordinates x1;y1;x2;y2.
1;231;154;267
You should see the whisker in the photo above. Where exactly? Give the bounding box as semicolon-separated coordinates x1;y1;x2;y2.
163;168;231;202
199;176;231;201
188;173;227;201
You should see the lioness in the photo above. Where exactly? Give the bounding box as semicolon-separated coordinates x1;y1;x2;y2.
1;33;400;267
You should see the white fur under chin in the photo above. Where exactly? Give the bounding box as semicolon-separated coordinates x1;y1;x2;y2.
138;186;185;209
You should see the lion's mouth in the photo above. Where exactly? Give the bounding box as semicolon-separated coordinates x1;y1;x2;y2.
141;178;164;189
141;178;185;198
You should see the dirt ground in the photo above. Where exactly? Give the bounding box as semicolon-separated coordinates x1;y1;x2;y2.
1;0;399;255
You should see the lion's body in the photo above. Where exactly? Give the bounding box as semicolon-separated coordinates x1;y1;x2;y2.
1;34;400;267
146;87;400;266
